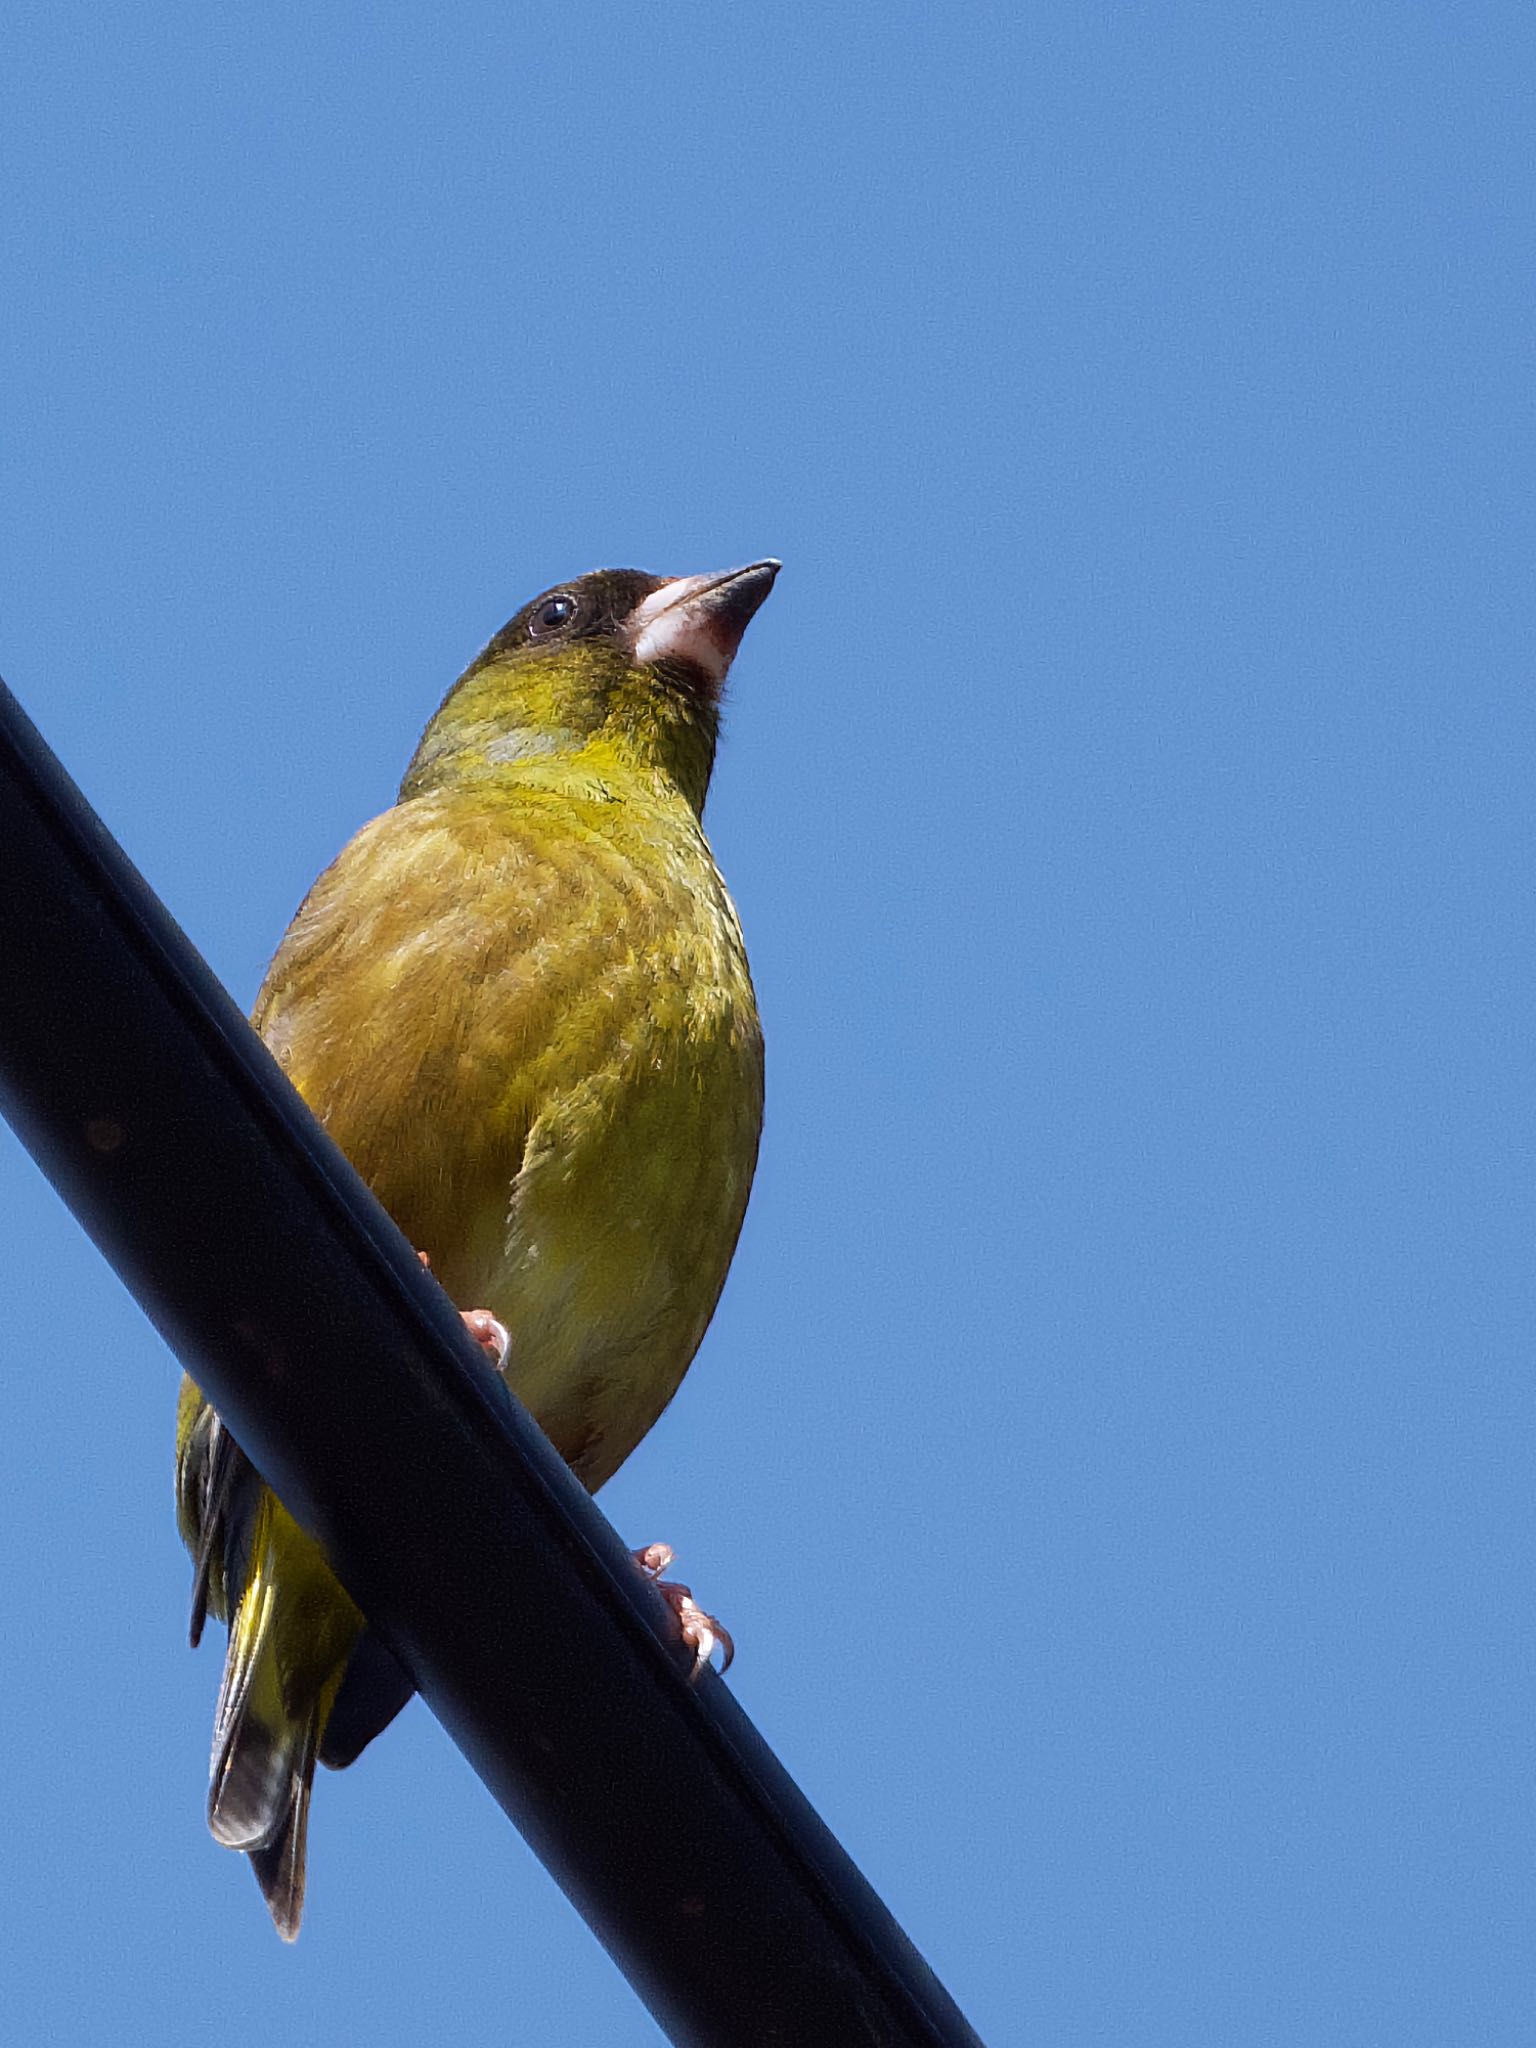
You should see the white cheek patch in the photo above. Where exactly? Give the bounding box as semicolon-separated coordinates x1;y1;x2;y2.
628;576;735;684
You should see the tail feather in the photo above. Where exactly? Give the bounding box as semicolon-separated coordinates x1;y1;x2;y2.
207;1580;293;1852
204;1494;360;1939
247;1720;319;1943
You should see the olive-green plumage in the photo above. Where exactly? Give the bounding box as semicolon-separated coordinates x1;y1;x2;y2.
175;563;775;1937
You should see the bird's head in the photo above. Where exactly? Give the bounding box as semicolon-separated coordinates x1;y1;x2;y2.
400;561;779;815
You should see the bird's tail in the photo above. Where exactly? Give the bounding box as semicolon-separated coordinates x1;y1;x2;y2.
206;1491;359;1941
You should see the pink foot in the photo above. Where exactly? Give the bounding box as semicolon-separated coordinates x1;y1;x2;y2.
460;1308;511;1369
634;1542;734;1679
417;1252;510;1369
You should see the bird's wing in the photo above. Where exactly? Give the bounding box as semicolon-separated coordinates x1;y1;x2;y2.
175;1379;259;1647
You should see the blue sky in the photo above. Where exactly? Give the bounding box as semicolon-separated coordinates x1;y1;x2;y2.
2;5;1532;2042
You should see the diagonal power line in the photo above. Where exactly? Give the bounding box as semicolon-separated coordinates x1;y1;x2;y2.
0;676;985;2048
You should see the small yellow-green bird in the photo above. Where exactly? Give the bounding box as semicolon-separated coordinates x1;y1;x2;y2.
175;560;776;1938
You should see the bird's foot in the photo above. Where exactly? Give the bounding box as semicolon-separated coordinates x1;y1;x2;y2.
460;1309;511;1369
416;1252;511;1370
634;1542;734;1679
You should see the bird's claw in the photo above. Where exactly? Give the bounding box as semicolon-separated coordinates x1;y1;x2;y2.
416;1252;511;1370
459;1308;511;1369
634;1542;734;1679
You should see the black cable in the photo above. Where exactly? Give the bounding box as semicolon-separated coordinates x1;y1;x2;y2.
0;676;985;2048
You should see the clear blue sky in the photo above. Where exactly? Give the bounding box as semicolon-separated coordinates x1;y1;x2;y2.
1;6;1531;2043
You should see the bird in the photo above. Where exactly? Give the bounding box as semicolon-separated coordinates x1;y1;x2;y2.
174;560;777;1939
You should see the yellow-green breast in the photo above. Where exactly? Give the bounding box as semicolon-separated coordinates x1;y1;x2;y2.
256;771;762;1487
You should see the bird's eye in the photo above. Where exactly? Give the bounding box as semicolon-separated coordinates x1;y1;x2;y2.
528;592;578;638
